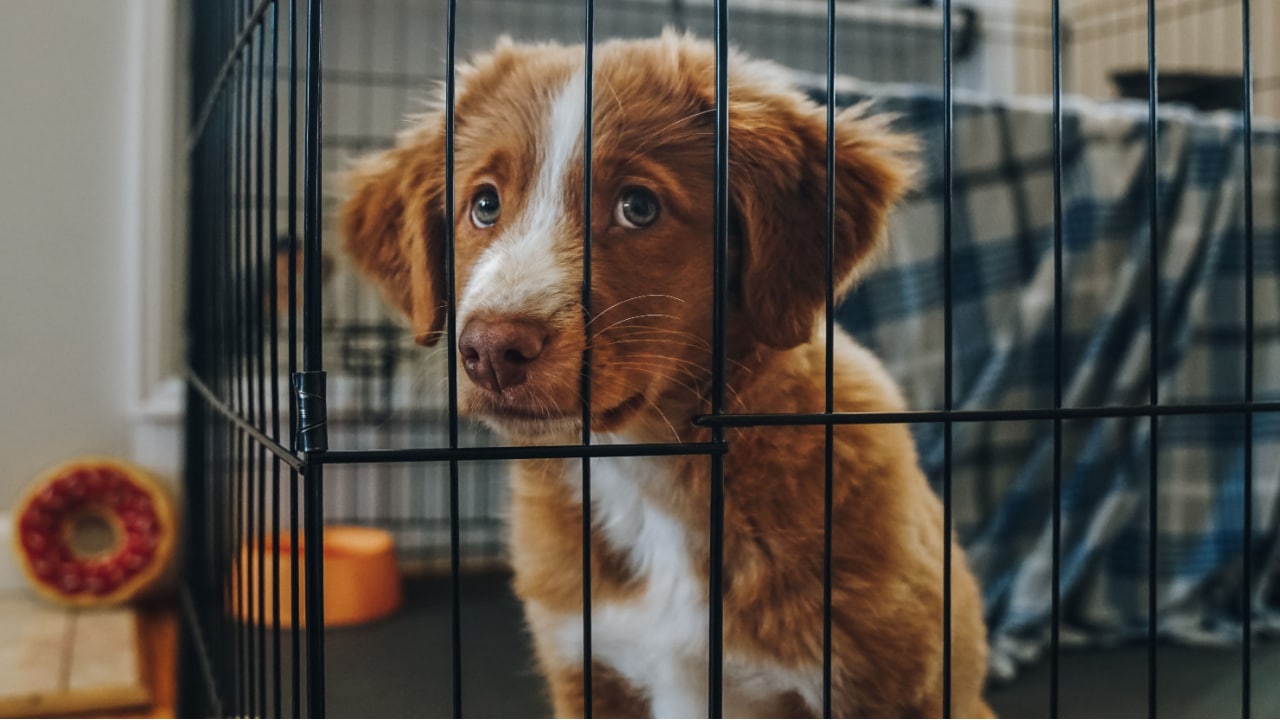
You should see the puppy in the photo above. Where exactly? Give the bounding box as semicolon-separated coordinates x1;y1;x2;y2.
342;32;991;719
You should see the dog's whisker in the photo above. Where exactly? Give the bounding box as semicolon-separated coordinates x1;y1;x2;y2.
532;385;556;421
575;375;682;444
639;395;682;443
601;350;745;408
589;313;683;337
622;339;755;375
582;295;687;329
606;329;713;351
620;352;711;374
591;339;709;359
600;329;755;374
606;362;707;406
599;335;711;351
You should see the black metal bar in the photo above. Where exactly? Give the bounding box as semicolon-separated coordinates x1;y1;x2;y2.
302;0;326;714
1240;1;1256;716
287;0;300;449
346;5;367;529
309;442;728;465
270;452;282;718
822;0;837;715
941;1;955;715
442;0;463;714
581;0;596;715
286;0;302;714
301;9;323;377
710;0;730;713
236;0;250;406
235;432;247;716
366;0;394;537
215;50;236;711
1145;1;1160;714
267;5;284;715
399;0;429;557
253;20;267;419
254;22;271;716
268;1;282;448
182;25;212;707
246;17;261;711
695;402;1280;427
289;462;302;720
1050;0;1064;715
302;461;325;718
234;49;250;715
247;447;260;715
223;29;239;699
256;449;268;718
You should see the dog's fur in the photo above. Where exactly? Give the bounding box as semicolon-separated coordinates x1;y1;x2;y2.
341;32;991;718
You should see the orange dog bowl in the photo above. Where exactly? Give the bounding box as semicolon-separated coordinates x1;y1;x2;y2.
234;525;402;628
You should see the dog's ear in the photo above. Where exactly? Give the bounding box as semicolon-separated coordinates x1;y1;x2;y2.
341;126;447;346
729;95;916;350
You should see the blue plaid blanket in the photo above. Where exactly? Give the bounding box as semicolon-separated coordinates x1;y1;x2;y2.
812;79;1280;680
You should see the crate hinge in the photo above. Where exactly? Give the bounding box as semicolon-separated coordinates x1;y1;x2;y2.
293;371;328;453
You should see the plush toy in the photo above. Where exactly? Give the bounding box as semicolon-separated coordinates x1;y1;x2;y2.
13;457;175;606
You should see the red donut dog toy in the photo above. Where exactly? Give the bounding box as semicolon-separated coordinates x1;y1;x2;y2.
12;457;175;606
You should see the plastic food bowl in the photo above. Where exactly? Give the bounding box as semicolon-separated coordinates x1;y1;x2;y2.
235;525;402;628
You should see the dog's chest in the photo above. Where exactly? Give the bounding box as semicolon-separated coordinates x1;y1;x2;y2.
541;454;708;709
533;451;820;717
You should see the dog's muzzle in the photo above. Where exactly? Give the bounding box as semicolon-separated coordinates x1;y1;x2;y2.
458;318;551;394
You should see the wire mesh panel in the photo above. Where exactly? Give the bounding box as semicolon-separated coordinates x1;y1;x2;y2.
307;0;1022;565
182;0;1278;717
183;0;323;716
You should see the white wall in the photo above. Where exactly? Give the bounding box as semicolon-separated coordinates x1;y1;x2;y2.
0;0;181;528
0;0;133;510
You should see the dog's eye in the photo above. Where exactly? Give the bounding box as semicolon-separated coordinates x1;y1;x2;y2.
470;188;501;228
615;188;660;229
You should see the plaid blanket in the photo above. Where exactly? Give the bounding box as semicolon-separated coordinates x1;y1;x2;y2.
813;79;1280;680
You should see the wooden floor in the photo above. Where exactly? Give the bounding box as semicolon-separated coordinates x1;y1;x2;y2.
0;592;175;719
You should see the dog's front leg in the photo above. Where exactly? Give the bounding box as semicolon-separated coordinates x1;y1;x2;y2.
544;662;653;719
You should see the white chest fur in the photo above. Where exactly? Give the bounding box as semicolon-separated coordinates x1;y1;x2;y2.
529;445;822;718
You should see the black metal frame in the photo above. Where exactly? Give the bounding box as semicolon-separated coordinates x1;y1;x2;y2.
181;0;1264;717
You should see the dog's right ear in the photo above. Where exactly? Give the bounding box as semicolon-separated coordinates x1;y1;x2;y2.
341;129;447;346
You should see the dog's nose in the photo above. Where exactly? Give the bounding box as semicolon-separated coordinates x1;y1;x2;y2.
458;319;549;393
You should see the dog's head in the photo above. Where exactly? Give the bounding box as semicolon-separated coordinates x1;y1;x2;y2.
342;32;914;440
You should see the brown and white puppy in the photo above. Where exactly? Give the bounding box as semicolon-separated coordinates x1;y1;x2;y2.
342;31;991;719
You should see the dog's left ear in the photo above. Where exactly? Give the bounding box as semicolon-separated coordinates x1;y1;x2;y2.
341;125;448;346
729;97;916;350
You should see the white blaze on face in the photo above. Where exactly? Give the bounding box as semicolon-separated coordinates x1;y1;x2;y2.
457;68;586;327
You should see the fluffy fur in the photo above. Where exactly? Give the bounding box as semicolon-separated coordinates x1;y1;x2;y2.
341;31;992;718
